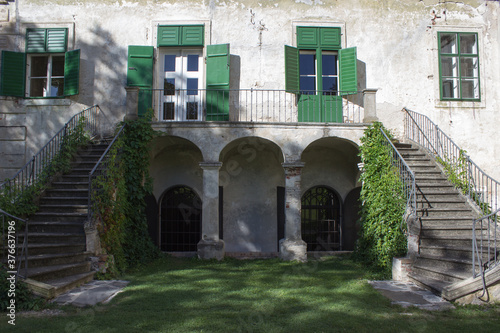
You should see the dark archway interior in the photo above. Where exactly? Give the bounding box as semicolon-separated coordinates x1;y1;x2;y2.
301;186;342;251
160;186;202;252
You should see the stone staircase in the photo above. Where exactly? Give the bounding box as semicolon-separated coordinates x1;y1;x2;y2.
394;142;489;299
20;142;108;298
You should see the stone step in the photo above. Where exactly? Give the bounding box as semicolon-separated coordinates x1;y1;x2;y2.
408;274;451;296
65;168;94;176
18;252;91;268
43;271;96;298
39;196;88;205
22;243;86;255
419;244;493;261
70;162;98;169
30;212;87;222
417;207;476;218
50;182;89;190
410;262;469;284
420;216;475;227
21;232;86;244
38;204;88;214
420;226;477;238
29;221;84;234
414;254;477;273
26;261;91;282
420;235;473;248
42;188;88;198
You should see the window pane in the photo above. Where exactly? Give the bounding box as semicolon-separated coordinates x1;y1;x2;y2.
186;102;198;120
460;34;477;54
322;77;338;94
299;54;315;75
441;56;458;77
461;78;479;99
52;56;65;76
164;78;175;95
461;57;478;78
164;55;176;72
31;56;48;77
187;54;199;72
187;78;198;95
440;33;457;54
300;77;315;94
442;78;459;98
322;54;337;75
50;78;64;97
30;78;46;97
163;102;175;120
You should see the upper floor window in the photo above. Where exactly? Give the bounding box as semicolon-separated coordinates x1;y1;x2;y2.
438;32;480;101
0;28;80;98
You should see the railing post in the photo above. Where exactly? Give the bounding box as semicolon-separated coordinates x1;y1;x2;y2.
362;88;378;123
124;86;140;121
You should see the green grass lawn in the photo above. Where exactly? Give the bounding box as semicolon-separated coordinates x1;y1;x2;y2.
3;255;500;332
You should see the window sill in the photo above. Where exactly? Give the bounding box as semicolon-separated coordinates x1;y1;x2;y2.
20;98;71;107
435;99;485;109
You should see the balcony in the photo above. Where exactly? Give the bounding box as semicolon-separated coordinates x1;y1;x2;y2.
126;88;378;124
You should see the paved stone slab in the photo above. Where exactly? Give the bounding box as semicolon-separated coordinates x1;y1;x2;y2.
52;280;130;307
369;280;455;311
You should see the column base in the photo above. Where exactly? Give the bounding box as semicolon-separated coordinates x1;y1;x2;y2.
279;239;307;262
197;239;225;260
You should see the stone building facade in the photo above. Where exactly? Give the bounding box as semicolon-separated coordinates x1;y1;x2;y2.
1;0;498;259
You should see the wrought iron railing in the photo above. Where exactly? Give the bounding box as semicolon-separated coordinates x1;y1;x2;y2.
0;105;103;200
403;107;500;278
87;124;126;227
380;128;417;226
1;206;28;278
473;209;499;280
145;88;365;124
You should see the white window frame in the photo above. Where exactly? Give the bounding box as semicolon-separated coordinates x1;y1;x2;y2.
26;53;65;98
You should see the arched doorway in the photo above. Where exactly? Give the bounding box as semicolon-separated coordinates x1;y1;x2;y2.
301;186;342;251
160;186;202;252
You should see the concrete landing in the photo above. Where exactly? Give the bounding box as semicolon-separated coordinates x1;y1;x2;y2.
52;280;129;307
369;280;455;311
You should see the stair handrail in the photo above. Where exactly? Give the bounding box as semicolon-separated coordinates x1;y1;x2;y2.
472;208;499;298
1;208;28;278
379;128;417;229
0;105;103;204
87;124;126;228
403;107;500;277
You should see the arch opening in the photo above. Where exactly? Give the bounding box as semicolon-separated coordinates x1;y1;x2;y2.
160;186;202;252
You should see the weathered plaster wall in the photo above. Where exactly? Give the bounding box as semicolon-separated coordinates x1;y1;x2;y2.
1;0;499;182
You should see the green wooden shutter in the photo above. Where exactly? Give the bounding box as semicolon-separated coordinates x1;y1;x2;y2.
46;28;68;53
64;49;80;96
206;44;230;121
26;28;67;53
181;26;204;46
284;45;299;93
157;26;180;47
26;29;46;53
0;51;26;97
320;28;341;48
339;47;358;95
297;27;318;48
127;46;154;117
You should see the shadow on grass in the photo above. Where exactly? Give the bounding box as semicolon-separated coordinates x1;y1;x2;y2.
4;255;500;332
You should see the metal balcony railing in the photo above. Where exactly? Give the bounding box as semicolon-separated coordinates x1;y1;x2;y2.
145;88;365;124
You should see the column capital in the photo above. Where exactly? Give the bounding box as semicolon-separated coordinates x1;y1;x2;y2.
199;161;223;170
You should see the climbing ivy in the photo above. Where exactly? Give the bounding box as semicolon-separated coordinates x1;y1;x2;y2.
92;115;159;276
355;123;407;273
0;117;89;218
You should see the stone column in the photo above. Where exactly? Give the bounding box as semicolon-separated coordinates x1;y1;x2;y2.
124;86;139;121
363;88;378;123
197;162;225;260
279;162;307;262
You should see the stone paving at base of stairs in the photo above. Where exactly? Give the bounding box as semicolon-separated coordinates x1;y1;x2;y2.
369;280;456;311
52;280;130;307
